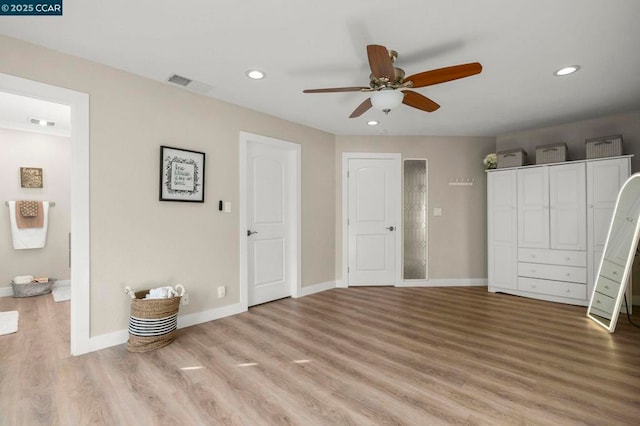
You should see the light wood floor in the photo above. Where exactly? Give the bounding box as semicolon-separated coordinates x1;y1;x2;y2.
1;287;640;425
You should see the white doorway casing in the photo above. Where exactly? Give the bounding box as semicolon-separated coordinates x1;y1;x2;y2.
239;132;301;308
342;153;402;287
0;73;90;355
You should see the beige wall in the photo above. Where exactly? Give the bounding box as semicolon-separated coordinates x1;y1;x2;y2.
497;111;640;298
496;110;640;172
0;128;71;283
0;36;335;336
335;135;496;281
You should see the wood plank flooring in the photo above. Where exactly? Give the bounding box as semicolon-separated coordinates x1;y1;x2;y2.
2;286;640;425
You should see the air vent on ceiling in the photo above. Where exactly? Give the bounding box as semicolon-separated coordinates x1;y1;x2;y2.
167;74;192;87
167;74;213;95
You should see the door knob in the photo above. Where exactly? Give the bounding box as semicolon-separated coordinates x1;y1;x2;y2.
386;226;395;231
247;230;258;236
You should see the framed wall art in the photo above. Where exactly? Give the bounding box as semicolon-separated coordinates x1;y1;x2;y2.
20;167;43;188
159;145;206;202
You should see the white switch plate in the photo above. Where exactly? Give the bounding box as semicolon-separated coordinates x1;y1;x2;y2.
224;201;231;213
217;285;226;298
434;208;442;217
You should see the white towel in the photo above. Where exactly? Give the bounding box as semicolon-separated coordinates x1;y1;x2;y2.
8;201;50;249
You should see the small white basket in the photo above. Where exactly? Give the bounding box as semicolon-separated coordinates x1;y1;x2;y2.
497;149;527;168
586;135;623;159
536;143;567;164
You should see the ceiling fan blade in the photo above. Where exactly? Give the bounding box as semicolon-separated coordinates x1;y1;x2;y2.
349;98;372;118
367;45;395;80
402;90;440;112
405;62;482;88
303;86;369;93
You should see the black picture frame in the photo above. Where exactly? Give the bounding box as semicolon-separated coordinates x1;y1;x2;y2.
159;145;206;202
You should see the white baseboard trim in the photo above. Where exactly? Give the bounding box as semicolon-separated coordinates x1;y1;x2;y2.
177;301;246;329
0;286;13;298
296;280;336;297
335;280;347;288
88;301;247;353
396;278;488;287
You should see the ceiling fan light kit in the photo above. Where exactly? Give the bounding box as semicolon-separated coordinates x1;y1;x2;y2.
303;44;482;118
371;89;404;114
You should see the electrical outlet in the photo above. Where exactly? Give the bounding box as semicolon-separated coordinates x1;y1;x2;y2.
217;285;226;298
181;293;189;305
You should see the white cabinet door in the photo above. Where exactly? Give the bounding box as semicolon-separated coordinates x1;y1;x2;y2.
488;170;517;289
587;158;630;289
549;163;586;250
518;167;549;248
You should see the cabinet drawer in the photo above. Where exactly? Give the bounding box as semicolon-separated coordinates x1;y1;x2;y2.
518;262;587;284
598;259;625;283
591;291;616;318
518;248;586;267
518;277;587;300
594;275;621;299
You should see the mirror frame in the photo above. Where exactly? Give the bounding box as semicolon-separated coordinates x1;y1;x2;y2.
587;172;640;332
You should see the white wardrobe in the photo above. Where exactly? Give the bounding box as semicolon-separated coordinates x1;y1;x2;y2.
487;156;631;305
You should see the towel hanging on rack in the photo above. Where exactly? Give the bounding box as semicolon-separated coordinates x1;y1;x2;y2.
6;201;50;249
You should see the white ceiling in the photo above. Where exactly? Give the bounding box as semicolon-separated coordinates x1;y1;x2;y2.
1;0;639;136
0;92;71;137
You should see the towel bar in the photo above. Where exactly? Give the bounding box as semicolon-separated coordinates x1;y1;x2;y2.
5;201;56;207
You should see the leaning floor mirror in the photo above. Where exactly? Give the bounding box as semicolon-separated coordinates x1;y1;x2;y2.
588;172;640;332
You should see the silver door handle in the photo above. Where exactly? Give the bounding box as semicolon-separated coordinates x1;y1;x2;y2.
386;226;395;231
247;230;258;236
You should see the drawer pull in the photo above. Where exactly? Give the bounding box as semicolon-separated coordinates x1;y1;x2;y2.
597;300;601;304
613;271;618;275
566;289;571;293
566;273;571;277
565;257;571;261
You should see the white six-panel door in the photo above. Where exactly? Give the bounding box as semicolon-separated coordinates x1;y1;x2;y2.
247;141;293;305
347;158;398;285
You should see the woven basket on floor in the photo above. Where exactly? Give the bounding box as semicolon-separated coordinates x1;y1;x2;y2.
127;290;181;353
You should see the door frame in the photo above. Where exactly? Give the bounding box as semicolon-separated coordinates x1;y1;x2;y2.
239;132;301;308
0;73;91;355
341;152;402;287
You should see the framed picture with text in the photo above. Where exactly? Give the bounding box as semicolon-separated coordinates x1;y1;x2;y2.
159;145;205;202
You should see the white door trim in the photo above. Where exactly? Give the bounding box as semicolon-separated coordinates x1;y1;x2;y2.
341;152;402;287
0;73;91;356
239;132;301;308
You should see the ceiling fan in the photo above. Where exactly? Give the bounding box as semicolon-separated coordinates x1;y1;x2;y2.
303;44;482;118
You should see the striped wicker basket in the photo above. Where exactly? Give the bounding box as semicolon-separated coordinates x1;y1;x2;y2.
127;290;181;353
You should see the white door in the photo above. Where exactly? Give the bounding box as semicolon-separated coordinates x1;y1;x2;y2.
518;167;549;248
347;158;398;285
488;170;518;289
247;141;293;306
549;163;586;250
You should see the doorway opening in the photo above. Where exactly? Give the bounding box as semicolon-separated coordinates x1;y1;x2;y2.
0;73;90;355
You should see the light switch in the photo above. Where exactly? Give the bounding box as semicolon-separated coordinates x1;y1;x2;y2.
224;201;232;213
433;207;442;217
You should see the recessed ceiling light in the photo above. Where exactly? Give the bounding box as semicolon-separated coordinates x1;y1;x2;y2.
246;70;265;80
367;120;379;126
30;118;55;127
554;65;581;76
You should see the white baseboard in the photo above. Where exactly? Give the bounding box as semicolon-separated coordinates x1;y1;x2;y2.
396;278;488;287
88;301;247;352
296;280;336;297
0;286;12;298
177;301;246;329
335;280;347;288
